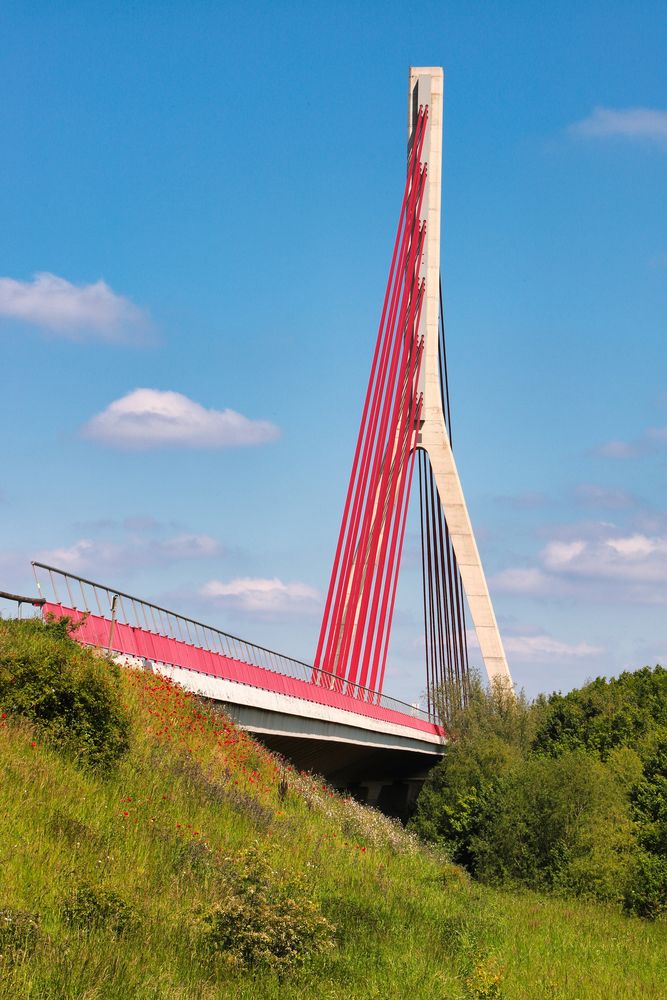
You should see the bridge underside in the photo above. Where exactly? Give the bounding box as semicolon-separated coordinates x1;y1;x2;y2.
222;699;443;817
249;731;438;817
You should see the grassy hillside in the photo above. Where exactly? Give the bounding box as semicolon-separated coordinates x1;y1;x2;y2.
1;618;666;999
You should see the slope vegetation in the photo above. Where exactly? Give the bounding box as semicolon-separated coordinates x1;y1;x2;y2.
1;618;665;999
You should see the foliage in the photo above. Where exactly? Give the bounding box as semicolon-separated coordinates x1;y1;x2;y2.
464;956;506;999
411;665;667;918
411;673;536;866
472;751;635;901
438;671;544;752
63;882;136;935
0;908;40;963
1;619;666;998
625;730;667;917
195;846;334;975
0;616;129;769
631;730;667;857
624;849;667;920
533;666;667;761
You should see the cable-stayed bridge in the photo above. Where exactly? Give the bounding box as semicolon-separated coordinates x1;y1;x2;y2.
18;68;511;816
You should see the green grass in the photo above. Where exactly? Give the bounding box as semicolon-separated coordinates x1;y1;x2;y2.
1;621;665;998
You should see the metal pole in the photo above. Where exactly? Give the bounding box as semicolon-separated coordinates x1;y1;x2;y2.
108;595;118;655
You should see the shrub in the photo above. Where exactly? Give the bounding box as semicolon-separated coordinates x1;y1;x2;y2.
622;730;667;918
624;850;667;920
464;957;506;999
0;907;40;963
63;883;136;935
631;730;667;856
411;670;665;910
196;846;334;976
0;617;130;770
473;752;635;900
533;666;667;761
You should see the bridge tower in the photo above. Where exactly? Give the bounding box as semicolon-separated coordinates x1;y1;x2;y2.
410;68;511;691
315;67;512;713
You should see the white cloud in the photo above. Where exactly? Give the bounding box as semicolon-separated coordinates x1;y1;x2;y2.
201;577;319;615
596;426;667;460
492;567;553;595
575;484;639;510
503;634;603;659
36;533;222;576
542;540;587;571
569;106;667;142
81;388;280;450
597;439;643;459
466;627;602;660
606;534;656;558
0;272;148;340
537;532;667;585
494;523;667;605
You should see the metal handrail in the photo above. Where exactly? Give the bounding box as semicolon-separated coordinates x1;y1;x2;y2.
31;561;432;723
0;590;45;620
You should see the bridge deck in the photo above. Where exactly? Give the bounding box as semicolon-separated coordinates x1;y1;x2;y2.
43;602;445;740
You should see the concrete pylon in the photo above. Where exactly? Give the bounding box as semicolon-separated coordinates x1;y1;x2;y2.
409;67;512;687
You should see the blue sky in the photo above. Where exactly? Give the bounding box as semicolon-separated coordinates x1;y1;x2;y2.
1;1;666;702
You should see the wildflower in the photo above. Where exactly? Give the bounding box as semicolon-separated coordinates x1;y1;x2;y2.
123;811;129;818
30;741;37;748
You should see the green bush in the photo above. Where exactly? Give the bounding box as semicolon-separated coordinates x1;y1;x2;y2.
625;732;667;917
631;731;667;856
196;846;334;976
0;616;129;769
410;674;535;867
624;850;667;920
63;883;136;935
472;752;635;900
412;667;667;915
464;957;506;999
0;907;41;963
533;666;667;761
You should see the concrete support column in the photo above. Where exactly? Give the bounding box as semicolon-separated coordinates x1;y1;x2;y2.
409;67;512;687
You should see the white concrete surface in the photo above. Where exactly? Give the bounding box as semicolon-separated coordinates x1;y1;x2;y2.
409;67;513;687
114;653;446;755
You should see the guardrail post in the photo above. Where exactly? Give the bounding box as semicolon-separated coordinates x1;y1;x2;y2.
108;595;118;655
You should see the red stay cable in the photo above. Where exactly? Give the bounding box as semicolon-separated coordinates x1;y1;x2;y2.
376;389;424;696
322;143;427;680
313;114;424;677
338;181;427;687
357;280;425;690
